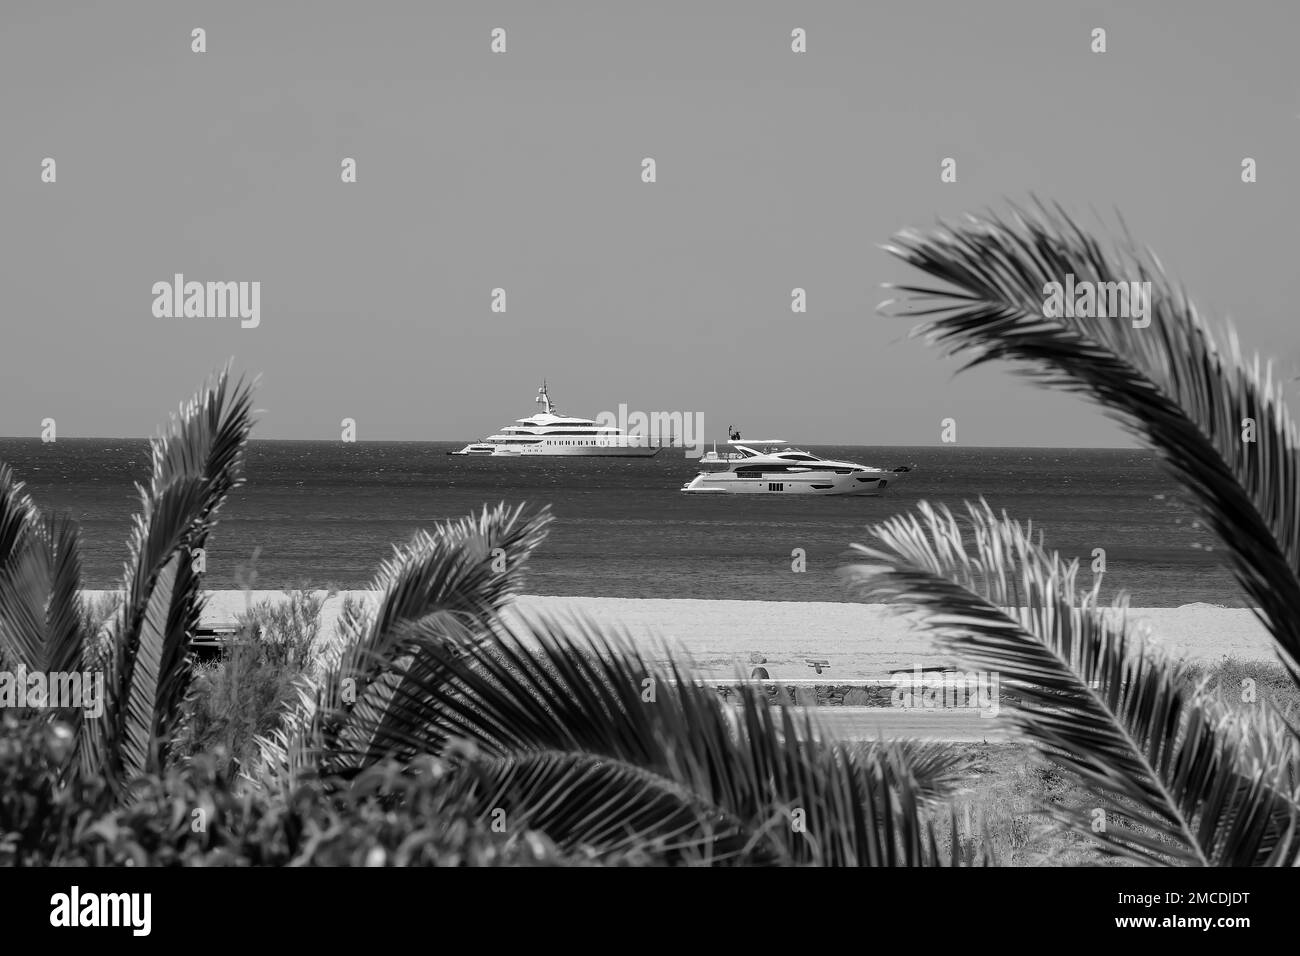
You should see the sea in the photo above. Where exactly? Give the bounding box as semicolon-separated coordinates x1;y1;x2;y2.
0;439;1241;607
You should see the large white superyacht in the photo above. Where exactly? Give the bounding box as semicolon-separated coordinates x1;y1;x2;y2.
451;383;663;457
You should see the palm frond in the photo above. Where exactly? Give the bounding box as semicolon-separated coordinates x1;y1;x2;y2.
881;203;1300;680
444;749;749;862
0;464;41;673
339;610;967;864
90;367;255;791
257;504;967;864
0;464;37;572
0;468;87;679
115;553;178;779
844;500;1300;866
42;514;85;676
258;504;552;788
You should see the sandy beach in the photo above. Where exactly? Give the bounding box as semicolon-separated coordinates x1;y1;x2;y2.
85;590;1279;680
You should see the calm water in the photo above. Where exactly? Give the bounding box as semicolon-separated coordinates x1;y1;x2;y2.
0;440;1238;606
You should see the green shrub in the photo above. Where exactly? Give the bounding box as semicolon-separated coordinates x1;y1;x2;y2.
240;589;330;671
170;591;331;780
1183;657;1299;717
0;713;580;866
0;714;100;865
174;651;302;781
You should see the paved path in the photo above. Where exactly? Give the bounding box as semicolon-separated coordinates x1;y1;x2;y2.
778;707;1011;742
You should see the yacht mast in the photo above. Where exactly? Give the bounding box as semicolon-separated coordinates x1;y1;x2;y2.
536;381;556;415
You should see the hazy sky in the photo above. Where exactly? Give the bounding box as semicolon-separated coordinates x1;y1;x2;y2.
2;1;1297;445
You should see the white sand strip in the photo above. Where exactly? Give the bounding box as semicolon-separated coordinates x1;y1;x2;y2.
83;591;1280;681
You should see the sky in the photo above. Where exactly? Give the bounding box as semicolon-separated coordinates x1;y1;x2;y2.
1;0;1298;446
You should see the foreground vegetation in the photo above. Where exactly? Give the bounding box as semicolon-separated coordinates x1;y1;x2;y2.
3;203;1299;865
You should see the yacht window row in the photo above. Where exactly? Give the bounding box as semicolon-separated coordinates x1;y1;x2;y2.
503;429;619;436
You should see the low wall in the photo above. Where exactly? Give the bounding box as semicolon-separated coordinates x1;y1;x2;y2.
702;678;1022;708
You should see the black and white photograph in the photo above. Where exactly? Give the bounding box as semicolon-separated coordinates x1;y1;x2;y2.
0;0;1292;934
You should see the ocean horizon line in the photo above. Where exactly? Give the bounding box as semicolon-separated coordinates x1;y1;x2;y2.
74;588;1257;613
1;436;1143;451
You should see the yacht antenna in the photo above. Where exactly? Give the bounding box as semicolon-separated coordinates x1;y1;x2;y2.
536;381;555;415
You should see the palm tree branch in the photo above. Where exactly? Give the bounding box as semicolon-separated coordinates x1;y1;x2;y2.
882;203;1300;679
94;368;254;791
355;611;965;864
844;499;1300;865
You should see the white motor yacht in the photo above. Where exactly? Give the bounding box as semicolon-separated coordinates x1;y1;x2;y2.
680;440;910;496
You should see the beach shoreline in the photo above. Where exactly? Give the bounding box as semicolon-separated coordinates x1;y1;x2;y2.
84;590;1277;680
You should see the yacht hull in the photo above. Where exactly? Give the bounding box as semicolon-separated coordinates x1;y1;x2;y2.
680;470;900;496
452;444;661;457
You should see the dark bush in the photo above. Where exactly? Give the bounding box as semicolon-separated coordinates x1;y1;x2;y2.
0;713;581;867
